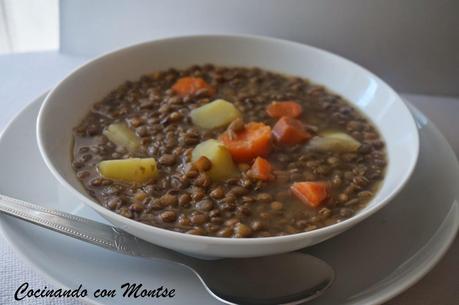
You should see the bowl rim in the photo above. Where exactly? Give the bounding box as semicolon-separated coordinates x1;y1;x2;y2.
36;33;420;245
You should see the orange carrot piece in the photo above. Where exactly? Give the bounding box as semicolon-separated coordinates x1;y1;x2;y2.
266;101;303;118
272;116;311;145
171;77;214;96
248;157;274;181
219;122;272;163
291;181;328;208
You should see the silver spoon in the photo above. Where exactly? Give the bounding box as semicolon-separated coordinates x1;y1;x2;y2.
0;194;334;305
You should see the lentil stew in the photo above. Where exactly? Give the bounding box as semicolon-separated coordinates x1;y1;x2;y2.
72;65;386;238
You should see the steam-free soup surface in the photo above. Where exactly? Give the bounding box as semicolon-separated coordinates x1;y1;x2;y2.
72;65;386;238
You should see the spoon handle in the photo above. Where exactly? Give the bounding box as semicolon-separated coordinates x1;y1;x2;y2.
0;194;184;262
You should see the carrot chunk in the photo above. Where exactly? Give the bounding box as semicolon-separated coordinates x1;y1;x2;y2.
266;101;303;118
171;77;214;96
291;182;328;208
219;122;272;163
272;116;311;145
248;157;274;181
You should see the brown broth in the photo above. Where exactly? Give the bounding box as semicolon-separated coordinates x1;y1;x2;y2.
72;65;386;238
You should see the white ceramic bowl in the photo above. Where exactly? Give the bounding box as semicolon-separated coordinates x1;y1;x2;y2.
37;34;419;258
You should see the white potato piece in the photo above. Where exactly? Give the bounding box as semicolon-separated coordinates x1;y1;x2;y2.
307;131;361;152
103;122;141;152
98;158;158;183
190;99;241;129
192;139;239;181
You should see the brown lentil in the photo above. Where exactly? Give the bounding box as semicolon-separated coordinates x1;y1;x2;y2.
234;223;252;238
210;186;225;199
194;156;212;172
195;199;214;211
271;201;284;211
190;213;209;225
178;193;192;206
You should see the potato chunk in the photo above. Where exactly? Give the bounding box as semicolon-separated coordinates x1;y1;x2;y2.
190;99;241;129
103;122;141;152
192;139;239;181
307;131;361;152
98;158;158;183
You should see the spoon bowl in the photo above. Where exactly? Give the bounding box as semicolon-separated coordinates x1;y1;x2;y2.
191;253;334;304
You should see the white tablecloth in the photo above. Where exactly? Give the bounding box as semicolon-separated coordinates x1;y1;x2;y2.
0;51;457;305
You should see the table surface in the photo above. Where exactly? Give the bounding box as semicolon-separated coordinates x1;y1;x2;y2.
0;52;457;305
